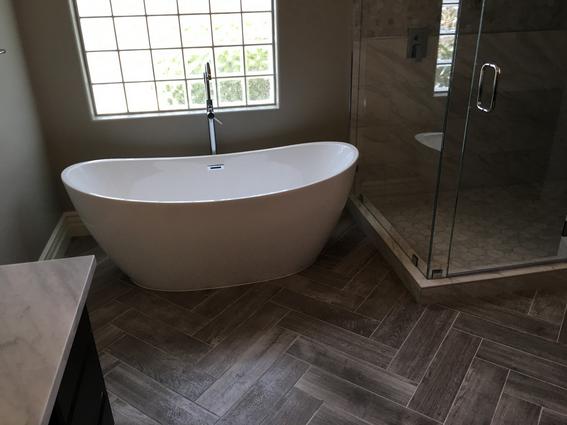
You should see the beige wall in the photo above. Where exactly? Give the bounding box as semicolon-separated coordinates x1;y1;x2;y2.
0;0;60;264
13;0;354;206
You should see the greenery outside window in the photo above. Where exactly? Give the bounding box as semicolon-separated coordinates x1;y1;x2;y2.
72;0;278;117
434;0;459;94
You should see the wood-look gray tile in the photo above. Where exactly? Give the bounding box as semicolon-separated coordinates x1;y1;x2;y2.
299;265;350;289
539;409;567;425
91;258;128;288
198;302;289;378
296;368;438;425
260;388;321;425
117;288;208;335
491;393;541;425
66;236;99;258
308;405;371;425
372;291;426;349
274;274;364;310
481;292;535;315
194;283;280;345
530;291;567;325
447;297;560;340
356;273;405;322
99;351;120;375
216;354;309;425
389;305;457;383
454;314;567;366
106;364;218;425
333;237;376;278
193;285;253;318
196;326;297;416
87;278;133;310
445;358;508;425
68;217;567;425
108;335;215;400
561;324;567;346
409;330;481;421
273;289;380;337
89;300;127;330
288;337;416;405
476;340;567;390
505;372;567;416
108;392;161;425
323;226;367;261
342;254;391;298
153;289;215;311
113;309;209;363
93;323;126;351
279;312;395;368
326;212;355;246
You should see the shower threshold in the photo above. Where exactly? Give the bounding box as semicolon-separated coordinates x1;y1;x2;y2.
348;195;567;303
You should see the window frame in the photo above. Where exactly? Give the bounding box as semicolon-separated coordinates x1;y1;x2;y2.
68;0;279;120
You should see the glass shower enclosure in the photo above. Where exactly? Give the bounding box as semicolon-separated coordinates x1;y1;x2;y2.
352;0;567;279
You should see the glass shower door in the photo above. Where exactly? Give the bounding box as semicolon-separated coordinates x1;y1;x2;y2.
446;0;567;274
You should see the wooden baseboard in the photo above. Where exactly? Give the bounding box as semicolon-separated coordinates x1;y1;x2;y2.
39;212;89;261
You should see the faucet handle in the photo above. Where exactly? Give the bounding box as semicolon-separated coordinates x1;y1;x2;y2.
214;117;223;126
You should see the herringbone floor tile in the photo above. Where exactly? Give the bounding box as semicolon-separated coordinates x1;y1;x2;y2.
65;211;567;425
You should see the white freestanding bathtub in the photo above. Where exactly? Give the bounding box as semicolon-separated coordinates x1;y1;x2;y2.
62;142;359;291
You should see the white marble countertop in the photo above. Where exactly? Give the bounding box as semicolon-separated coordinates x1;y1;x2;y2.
0;256;96;425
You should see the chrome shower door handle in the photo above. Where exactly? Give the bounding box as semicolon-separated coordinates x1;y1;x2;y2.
476;63;501;113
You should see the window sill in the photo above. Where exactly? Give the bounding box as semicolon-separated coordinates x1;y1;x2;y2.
91;103;280;122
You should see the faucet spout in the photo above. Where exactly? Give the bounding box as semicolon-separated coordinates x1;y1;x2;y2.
204;62;218;155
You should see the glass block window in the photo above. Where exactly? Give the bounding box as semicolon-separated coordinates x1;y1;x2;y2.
72;0;277;117
434;0;459;94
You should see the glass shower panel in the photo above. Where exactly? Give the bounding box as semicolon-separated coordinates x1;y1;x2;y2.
354;0;454;274
447;0;567;273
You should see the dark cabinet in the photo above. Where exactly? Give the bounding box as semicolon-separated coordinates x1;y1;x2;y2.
49;310;114;425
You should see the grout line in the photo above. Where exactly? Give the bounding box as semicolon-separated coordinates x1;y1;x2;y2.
108;323;180;358
368;290;411;341
454;315;567;367
536;405;544;425
197;302;291;372
296;363;442;424
352;267;392;312
476;338;567;371
353;273;383;314
486;368;510;425
478;354;567;394
342;250;376;288
440;337;483;424
106;390;167;424
528;291;539;317
388;307;458;374
556;302;567;343
452;310;560;343
216;352;310;424
404;311;461;408
304;403;323;425
286;334;414;384
505;365;567;392
270;295;387;340
192;284;257;327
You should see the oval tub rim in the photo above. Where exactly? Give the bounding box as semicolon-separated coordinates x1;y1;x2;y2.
61;141;359;205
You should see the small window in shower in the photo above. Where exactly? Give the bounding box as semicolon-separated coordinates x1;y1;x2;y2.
434;0;459;94
70;0;278;118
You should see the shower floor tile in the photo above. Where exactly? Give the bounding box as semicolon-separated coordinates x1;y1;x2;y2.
66;214;567;425
362;182;567;274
